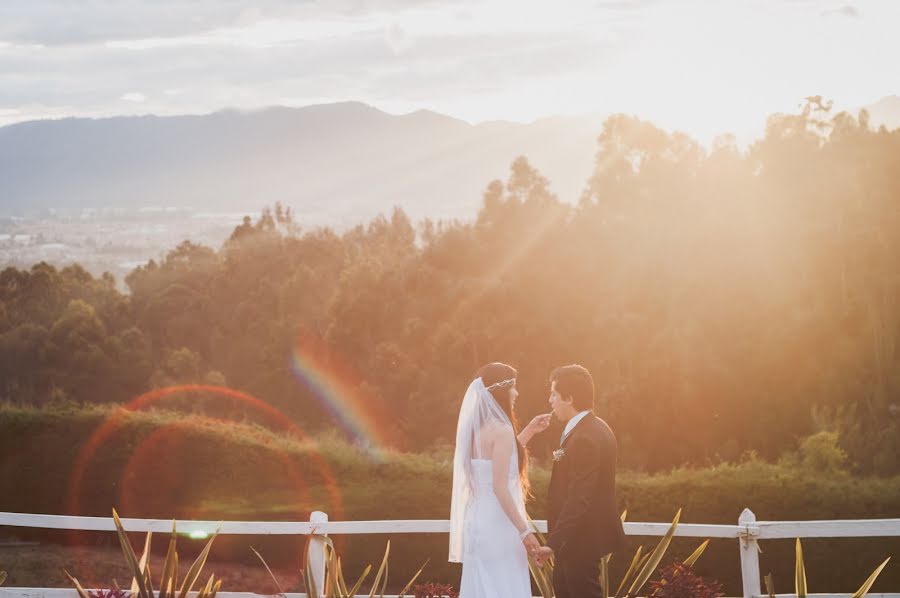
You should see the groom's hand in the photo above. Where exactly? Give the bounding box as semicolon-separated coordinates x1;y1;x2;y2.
534;546;554;566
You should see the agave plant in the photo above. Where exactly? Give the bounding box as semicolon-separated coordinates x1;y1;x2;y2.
66;509;221;598
529;510;711;598
765;538;890;598
254;537;428;598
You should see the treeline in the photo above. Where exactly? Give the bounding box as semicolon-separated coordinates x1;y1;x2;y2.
1;98;898;473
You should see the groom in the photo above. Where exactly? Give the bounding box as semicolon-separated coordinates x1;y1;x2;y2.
534;364;626;598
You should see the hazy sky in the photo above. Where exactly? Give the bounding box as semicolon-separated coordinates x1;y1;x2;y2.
0;0;897;141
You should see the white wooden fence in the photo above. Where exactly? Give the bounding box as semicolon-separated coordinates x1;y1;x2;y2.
1;510;897;598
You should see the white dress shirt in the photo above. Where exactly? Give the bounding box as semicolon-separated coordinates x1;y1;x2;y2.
560;410;591;444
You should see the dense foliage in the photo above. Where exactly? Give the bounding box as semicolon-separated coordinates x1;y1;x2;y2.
1;100;898;474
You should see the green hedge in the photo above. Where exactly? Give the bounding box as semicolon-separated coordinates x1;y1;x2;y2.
1;403;898;594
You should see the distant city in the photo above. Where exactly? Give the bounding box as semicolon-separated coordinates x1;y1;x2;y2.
0;207;258;288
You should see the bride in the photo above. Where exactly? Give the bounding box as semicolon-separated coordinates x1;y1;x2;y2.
449;362;552;597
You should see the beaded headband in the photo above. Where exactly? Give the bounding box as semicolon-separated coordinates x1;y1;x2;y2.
485;377;516;391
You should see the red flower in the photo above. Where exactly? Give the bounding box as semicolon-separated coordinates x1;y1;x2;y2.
412;582;459;598
648;562;724;598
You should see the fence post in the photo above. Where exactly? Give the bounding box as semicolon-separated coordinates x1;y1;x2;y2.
739;508;761;598
308;511;328;598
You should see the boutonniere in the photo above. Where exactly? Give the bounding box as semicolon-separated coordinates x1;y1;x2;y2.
552;448;566;462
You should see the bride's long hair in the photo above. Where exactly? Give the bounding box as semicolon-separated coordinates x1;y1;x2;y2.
475;362;530;499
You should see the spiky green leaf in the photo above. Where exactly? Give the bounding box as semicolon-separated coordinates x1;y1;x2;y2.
368;541;390;598
851;557;891;598
626;509;681;598
795;538;807;598
112;508;151;598
158;522;178;598
615;545;644;598
251;546;286;597
600;554;611;598
683;539;710;567
347;564;372;597
397;559;429;597
63;569;92;598
131;531;153;595
527;557;554;598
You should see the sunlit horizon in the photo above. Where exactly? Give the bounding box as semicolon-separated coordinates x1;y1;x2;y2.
1;0;898;144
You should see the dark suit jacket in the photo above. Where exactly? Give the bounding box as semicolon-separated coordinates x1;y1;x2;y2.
546;414;626;559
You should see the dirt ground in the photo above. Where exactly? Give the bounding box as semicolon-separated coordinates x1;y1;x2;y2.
0;542;305;592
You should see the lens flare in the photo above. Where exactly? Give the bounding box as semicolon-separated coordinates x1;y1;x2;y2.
64;384;345;583
289;333;399;461
117;421;313;523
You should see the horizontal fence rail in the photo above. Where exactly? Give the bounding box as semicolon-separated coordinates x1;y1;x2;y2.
754;518;900;539
4;511;900;539
1;510;898;598
0;512;747;537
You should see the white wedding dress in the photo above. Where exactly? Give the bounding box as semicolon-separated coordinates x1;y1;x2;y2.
449;378;533;598
458;456;532;597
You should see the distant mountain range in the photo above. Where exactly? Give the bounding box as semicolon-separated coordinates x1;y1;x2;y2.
1;96;896;224
0;102;604;224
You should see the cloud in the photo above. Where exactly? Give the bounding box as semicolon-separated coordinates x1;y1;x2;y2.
2;0;895;135
0;0;448;46
384;22;414;54
0;0;624;114
104;17;380;51
120;92;147;103
0;2;228;45
821;5;860;18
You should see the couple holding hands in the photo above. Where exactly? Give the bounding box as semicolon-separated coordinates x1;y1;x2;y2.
449;362;626;598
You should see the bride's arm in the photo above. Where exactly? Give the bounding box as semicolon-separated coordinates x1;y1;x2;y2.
489;426;530;536
517;413;551;447
516;427;536;447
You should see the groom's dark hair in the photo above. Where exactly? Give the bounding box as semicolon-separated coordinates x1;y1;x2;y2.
550;364;595;412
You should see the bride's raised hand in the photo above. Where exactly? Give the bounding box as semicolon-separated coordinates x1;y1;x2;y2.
527;413;552;434
518;413;552;446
